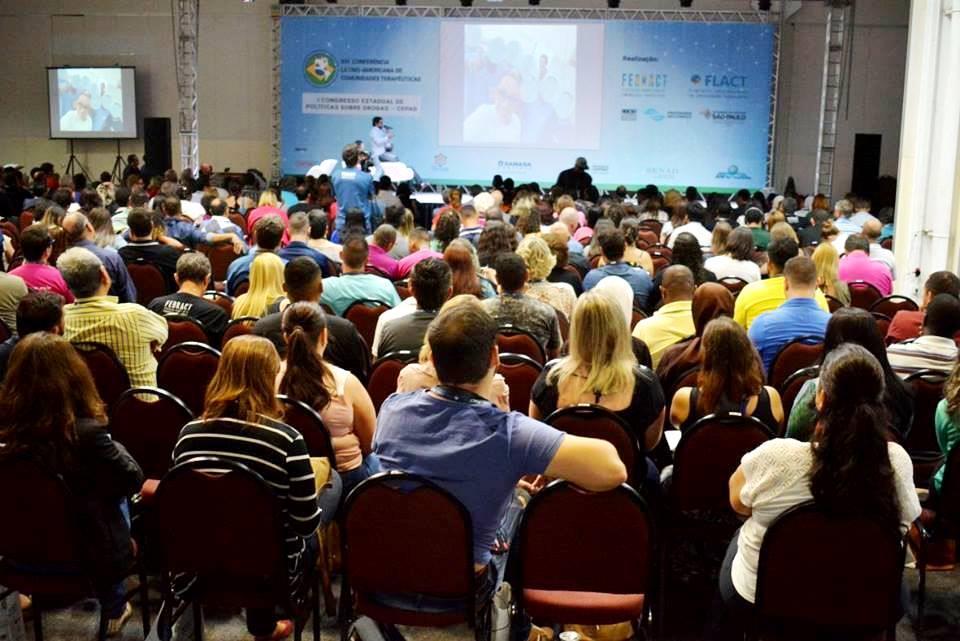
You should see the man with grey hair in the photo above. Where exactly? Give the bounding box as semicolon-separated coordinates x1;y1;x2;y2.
62;211;138;303
278;212;331;276
148;253;229;347
833;198;859;234
558;206;585;256
58;247;168;387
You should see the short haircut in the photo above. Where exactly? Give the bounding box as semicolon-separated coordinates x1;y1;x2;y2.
344;208;366;230
126;208;153;238
295;184;309;201
384;205;404;228
129;190;149;207
427;300;497;385
115;186;130;206
342;144;360;167
176;252;211;284
19;224;52;262
15;291;64;336
410;258;452;312
56;247;103;298
811;208;831;225
373;224;397;249
781;197;798;215
210;199;227;217
767;237;799;271
686;202;706;223
783;256;818;288
597;227;626;261
253;215;284;250
923;293;960;338
288;212;310;237
744;208;764;225
161;195;181;217
835;199;854;218
341;234;369;269
284;257;321;298
661;265;695;298
372;116;383;127
726;226;755;261
307;210;327;239
844;234;870;254
494;253;528;293
925;271;960;298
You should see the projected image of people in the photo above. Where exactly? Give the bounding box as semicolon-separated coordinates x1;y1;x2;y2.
56;68;125;133
462;24;577;147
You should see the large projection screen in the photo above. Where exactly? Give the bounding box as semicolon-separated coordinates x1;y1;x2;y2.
280;16;775;190
47;67;138;139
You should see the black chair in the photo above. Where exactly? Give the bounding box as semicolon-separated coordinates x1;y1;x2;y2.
368;350;419;413
156;342;222;417
110;387;194;483
222;315;259;345
870;295;919;319
73;341;131;411
778;366;819;432
497;324;547;365
545;404;642;487
161;314;209;352
497;353;543;415
277;395;335;461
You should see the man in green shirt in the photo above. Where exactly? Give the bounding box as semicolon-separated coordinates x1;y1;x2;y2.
745;207;770;251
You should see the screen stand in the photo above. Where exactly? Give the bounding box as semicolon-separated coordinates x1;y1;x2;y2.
64;140;90;182
110;140;127;183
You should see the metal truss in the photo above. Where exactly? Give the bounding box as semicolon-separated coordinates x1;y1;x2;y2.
766;7;784;190
272;4;283;180
172;0;199;173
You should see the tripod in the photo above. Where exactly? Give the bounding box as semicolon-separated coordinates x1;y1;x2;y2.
110;140;127;183
64;139;90;181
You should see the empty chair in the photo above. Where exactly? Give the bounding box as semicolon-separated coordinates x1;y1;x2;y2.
767;336;824;390
344;300;391;350
126;260;169;307
156;342;221;417
222;316;258;345
545;405;641;486
870;295;919;319
649;250;671;275
496;353;543;415
368;350;419;413
73;341;131;410
848;280;884;311
497;324;547;365
162;315;209;352
110;387;194;482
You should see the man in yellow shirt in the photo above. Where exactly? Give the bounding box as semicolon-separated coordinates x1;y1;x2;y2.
633;265;696;367
734;237;828;329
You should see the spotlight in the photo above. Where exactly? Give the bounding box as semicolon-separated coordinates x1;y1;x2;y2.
607;0;619;7
680;0;693;7
396;0;407;4
759;0;771;9
460;0;472;6
529;0;540;5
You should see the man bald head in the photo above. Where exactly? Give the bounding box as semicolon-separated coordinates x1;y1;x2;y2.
559;207;580;235
660;265;695;304
62;211;93;245
862;218;883;242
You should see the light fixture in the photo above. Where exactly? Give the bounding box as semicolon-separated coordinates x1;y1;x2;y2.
529;0;540;5
759;0;771;10
460;0;472;6
607;0;619;7
680;0;693;7
396;0;407;5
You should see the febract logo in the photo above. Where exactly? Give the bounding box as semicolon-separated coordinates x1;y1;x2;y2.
715;165;752;180
304;51;338;88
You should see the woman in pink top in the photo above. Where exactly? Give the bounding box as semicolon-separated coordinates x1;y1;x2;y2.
276;302;379;493
247;190;290;245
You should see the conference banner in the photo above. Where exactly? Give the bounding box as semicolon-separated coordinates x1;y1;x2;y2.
280;16;775;190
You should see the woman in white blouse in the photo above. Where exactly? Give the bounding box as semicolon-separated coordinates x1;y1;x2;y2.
716;344;921;636
704;225;762;284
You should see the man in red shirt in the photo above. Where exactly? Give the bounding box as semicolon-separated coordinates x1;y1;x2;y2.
886;270;960;343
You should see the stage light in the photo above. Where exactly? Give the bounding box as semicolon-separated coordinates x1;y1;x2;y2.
680;0;693;7
607;0;620;7
460;0;472;6
529;0;540;5
396;0;407;5
758;0;771;10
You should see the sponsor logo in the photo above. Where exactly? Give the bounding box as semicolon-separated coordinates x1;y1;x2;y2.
621;108;637;122
667;111;692;119
642;108;665;122
690;74;702;85
700;109;747;122
704;74;747;88
591;164;609;174
716;165;752;180
433;153;447;168
622;55;660;63
497;160;532;170
621;73;668;89
304;51;338;88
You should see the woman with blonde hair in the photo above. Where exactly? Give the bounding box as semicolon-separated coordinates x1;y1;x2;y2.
232;252;286;318
247;190;289;242
530;290;666;455
516;235;576;320
769;221;799;244
812;242;850;306
710;220;732;258
396;294;511;410
173;335;339;640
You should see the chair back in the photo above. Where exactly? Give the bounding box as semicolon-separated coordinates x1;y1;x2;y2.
497;324;546;365
755;502;905;636
871;312;892;340
825;294;845;313
514;481;653;624
204;290;234;317
881;238;893;250
556;310;570;343
630;307;647;330
344;300;391;350
0;320;11;343
670;413;773;513
938;443;960;536
636;229;659;248
904;369;948;454
73;341;131;410
157;342;222;416
233;280;250;296
563;263;585;282
767;336;824;390
638;220;662;236
870;295;918;319
227;212;247;233
343;472;478;626
222;316;258;345
162;315;209;352
848;280;884;311
0;458;78;566
1;221;19;249
649;251;671;276
153;456;289;607
496;353;543;415
545;405;640;482
18;211;34;231
665;366;700;413
110;387;194;480
778;366;819;431
277;395;335;460
204;244;236;282
368;350;418;413
718;277;749;297
393;280;412;300
126;260;169;306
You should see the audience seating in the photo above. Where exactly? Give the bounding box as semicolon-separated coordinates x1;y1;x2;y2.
650;244;672;261
156;342;221;417
778;366;819;430
497;353;543;415
222;316;259;345
1;220;19;249
556;310;570;343
755;502;905;640
162;315;209;353
153;456;321;641
344;300;391;350
545;404;641;486
511;481;653;630
871;312;892;340
718;276;750;297
589;254;602;270
110;387;194;483
0;458;150;641
204;290;234;317
848;280;884;311
365;264;391;279
649;250;671;275
233;280;250;296
881;238;893;250
277;395;336;461
636;229;659;248
767;336;824;390
562;263;584;283
227;212;247;232
203;244;238;282
18;210;33;231
340;471;488;640
664;366;700;417
125;260;169;306
497;324;547;365
368;350;419;413
630;307;648;330
0;319;11;344
638;220;662;237
870;295;919;319
825;294;845;313
73;341;131;410
904;369;950;488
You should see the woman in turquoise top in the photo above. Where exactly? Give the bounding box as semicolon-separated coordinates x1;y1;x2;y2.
933;360;960;494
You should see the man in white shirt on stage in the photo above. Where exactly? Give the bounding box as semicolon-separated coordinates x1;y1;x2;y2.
60;92;94;132
369;117;397;171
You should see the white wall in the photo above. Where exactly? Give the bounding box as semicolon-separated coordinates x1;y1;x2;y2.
0;0;909;195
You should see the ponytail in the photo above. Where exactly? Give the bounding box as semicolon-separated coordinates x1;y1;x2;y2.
278;303;333;411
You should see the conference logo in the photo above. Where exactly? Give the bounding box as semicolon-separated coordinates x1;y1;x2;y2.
432;153;447;169
667;111;692;119
690;74;702;85
715;165;752;180
691;74;747;89
304;51;338;88
642;108;665;122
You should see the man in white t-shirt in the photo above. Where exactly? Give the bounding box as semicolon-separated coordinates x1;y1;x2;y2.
667;202;713;250
464;74;523;143
59;93;94;132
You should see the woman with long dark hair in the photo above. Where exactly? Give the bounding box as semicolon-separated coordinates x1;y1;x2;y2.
645;232;717;312
444;239;496;299
787;307;913;440
718;344;920;629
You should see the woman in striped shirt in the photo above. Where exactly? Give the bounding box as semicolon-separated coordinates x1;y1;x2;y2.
173;335;340;640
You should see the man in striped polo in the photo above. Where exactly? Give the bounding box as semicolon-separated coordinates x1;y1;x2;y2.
887;294;960;378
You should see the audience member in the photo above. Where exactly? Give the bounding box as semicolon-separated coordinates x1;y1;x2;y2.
933;359;960;498
458;205;483;246
0;291;64;380
363;224;400;279
172;335;337;641
516;235;576;321
148;253;229;346
646;232;717;312
616;218;655;274
812;242;850;306
377;258;451;357
483;253;562;359
320;235;401;315
850;197;878;227
58;247;167;387
396;228;443;279
246;190;289;243
432;211;461;253
477;222;519;269
62;211;137;304
226;215;285;296
863;218;895;277
667;202;712;250
798;208;831;248
232;252;285;319
583;227;654;309
277;212;331;276
833;197;859;236
160;195;244;253
743;207;769;251
444;239;496;299
886;270;960;343
709;221;732;259
838;234;892;295
10;224;74;303
749;257;832;372
543;232;583;296
633;265;696;368
558;207;585;256
306;210;342;267
118;208;181;291
704;226;761;284
887;294;960;377
670;317;782;434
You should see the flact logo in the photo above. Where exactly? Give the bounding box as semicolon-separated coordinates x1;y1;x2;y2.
690;74;702;85
716;165;752;180
693;74;747;88
304;51;338;87
642;108;665;122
